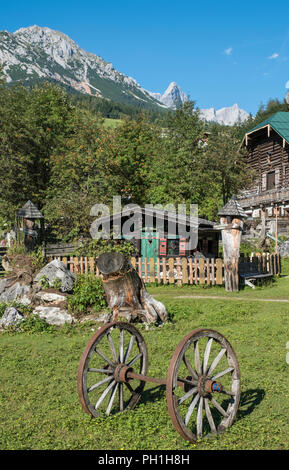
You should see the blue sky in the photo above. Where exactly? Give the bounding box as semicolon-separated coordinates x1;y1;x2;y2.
1;0;289;115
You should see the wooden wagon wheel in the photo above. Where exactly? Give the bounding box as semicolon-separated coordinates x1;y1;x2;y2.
166;329;241;443
78;322;148;417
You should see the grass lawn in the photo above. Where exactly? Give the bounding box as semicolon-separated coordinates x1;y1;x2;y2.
1;274;289;450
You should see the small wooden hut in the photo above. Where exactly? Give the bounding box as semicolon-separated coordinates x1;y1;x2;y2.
17;200;44;251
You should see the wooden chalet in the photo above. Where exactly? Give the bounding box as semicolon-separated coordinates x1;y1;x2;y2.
91;206;220;262
238;112;289;237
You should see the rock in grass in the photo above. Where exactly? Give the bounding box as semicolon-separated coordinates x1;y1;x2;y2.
0;307;24;329
34;260;76;293
0;282;31;305
33;306;73;326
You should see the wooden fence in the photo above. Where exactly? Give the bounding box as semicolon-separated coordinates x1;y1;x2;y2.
47;253;281;286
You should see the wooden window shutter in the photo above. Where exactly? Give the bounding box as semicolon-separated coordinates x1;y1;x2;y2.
159;238;167;256
179;238;186;256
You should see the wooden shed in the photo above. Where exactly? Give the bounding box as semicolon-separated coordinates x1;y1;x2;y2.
91;206;220;263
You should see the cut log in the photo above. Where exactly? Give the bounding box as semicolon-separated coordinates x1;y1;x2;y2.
96;252;168;324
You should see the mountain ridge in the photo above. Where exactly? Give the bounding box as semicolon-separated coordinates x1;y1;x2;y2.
0;25;250;124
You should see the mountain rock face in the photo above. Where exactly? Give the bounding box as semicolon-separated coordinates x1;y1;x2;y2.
0;25;250;121
0;25;165;109
149;82;189;109
199;103;249;126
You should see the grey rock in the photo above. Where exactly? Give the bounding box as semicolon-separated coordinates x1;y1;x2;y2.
0;282;31;305
34;260;76;292
0;307;24;328
33;306;73;326
279;241;289;258
34;291;67;304
0;278;10;296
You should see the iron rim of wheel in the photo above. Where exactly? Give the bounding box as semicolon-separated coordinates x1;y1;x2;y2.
166;328;241;443
77;321;148;417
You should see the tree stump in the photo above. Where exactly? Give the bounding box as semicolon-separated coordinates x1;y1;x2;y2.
96;252;168;324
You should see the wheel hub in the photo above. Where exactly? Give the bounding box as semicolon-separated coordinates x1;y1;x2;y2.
198;375;223;397
113;364;134;383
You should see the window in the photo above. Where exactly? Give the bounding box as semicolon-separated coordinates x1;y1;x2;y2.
267;171;275;190
167;239;179;255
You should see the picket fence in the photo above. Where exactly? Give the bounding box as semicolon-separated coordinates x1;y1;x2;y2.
47;253;281;286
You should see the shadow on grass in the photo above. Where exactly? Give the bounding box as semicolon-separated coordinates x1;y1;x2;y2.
237;388;265;420
140;386;265;426
140;384;166;405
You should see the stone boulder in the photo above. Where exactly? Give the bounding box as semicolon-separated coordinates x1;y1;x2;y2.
0;307;24;329
279;241;289;258
34;260;76;293
32;306;73;326
34;290;67;307
0;281;31;305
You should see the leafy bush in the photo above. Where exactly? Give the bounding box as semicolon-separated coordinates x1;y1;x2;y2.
68;274;107;317
73;238;135;258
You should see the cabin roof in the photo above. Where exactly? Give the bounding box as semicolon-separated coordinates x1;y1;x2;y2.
17;200;44;219
243;111;289;146
91;206;217;230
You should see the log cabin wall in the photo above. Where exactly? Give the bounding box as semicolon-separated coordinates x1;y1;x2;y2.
239;118;289;238
246;129;289;195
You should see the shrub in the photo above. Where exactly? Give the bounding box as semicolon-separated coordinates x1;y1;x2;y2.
68;274;107;317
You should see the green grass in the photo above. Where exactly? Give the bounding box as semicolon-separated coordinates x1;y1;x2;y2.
1;276;289;450
103;118;123;129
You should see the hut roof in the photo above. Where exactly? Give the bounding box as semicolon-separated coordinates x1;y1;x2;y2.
218;198;247;218
17;200;44;219
242;111;289;146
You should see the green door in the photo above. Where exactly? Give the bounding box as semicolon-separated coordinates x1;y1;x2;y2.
141;232;159;275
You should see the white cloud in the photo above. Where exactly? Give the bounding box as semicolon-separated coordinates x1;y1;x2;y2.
224;47;233;56
268;52;279;59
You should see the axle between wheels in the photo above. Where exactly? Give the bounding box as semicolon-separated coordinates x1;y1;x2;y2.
78;322;241;444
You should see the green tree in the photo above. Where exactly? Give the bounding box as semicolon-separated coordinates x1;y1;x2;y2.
199;125;255;219
147;101;206;209
43;108;107;240
0;83;75;224
101;114;162;206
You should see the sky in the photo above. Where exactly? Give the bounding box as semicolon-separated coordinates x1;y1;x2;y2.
1;0;289;115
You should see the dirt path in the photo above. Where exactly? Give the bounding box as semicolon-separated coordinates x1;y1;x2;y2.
177;295;289;303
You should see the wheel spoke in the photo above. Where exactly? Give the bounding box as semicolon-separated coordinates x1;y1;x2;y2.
185;392;200;426
88;368;112;374
106;383;119;415
178;386;198;405
196;396;203;437
194;341;202;376
212;366;234;380
206;348;227;376
220;389;236;396
183;354;198;381
95;348;115;367
119;383;124;411
204;398;217;434
107;332;118;362
127;352;142;366
202;338;213;374
94;379;116;410
124;335;136;363
87;375;113;393
119;329;124;363
210;397;229;417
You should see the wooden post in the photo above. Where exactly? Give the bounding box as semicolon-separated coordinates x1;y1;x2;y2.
217;198;247;292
